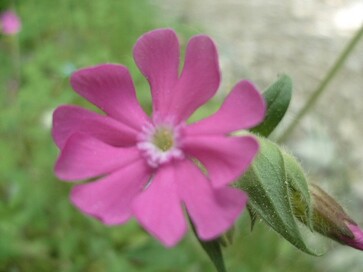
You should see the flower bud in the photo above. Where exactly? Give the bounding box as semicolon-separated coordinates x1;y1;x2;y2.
293;183;363;251
340;222;363;250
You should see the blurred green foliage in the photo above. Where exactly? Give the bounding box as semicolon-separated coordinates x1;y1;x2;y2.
0;1;321;271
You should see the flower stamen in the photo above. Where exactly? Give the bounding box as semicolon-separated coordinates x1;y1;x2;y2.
152;127;174;152
138;123;184;168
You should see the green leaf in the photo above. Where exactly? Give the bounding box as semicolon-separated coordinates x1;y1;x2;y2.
190;221;226;272
251;74;292;137
235;136;318;255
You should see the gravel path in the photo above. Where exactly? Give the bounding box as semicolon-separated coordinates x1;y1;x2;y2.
155;0;363;270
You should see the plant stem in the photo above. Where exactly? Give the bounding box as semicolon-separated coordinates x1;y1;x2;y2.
6;34;21;103
277;24;363;143
13;35;21;82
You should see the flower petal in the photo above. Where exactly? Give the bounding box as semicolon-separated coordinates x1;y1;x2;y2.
70;64;149;129
133;28;179;115
132;164;187;247
186;80;265;135
183;135;259;187
71;159;151;225
167;35;220;122
52;105;138;149
55;133;143;181
176;160;247;240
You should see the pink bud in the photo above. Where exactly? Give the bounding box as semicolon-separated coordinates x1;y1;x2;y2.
293;183;363;251
340;222;363;251
0;10;21;35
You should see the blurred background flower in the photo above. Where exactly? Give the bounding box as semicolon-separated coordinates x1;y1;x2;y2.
0;10;21;35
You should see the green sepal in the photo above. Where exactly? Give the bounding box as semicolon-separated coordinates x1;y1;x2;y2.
283;152;313;231
251;74;292;137
235;136;318;255
190;220;226;272
247;205;258;231
219;226;235;247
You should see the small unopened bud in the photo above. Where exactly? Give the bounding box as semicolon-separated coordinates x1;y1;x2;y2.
340;222;363;250
293;183;363;251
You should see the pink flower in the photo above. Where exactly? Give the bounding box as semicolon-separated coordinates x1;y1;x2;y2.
52;29;265;246
340;222;363;251
0;10;21;35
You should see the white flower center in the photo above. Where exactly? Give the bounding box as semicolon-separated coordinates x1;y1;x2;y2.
137;122;184;168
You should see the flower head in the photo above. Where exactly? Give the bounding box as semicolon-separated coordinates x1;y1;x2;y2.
52;29;266;246
0;10;21;35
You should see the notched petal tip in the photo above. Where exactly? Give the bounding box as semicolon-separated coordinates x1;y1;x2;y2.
169;34;221;122
186;79;266;136
133;28;180;116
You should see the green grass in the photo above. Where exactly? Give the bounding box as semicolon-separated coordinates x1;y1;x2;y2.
0;1;323;271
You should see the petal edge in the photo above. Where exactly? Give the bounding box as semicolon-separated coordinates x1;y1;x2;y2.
186;80;266;135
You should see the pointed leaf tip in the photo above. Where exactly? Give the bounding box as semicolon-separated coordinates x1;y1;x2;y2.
251;74;292;137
